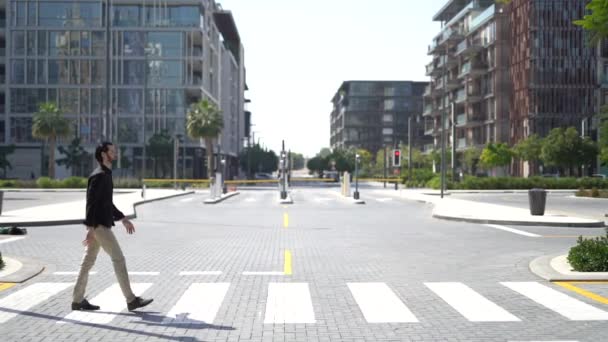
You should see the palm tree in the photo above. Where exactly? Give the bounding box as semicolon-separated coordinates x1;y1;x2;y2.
186;99;223;178
32;102;71;179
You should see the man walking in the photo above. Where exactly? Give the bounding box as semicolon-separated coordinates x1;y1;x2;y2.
72;142;153;311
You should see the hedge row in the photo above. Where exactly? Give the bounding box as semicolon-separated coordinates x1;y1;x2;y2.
423;176;608;190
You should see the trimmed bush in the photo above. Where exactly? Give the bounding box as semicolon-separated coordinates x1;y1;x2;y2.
0;251;4;270
36;177;56;188
61;176;87;188
567;231;608;272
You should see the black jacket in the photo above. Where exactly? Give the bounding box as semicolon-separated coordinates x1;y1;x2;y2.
83;165;125;228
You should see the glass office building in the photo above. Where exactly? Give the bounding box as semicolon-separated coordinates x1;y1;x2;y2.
4;0;246;179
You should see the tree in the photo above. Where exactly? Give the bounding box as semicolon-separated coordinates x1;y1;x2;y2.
32;102;71;179
356;149;373;177
186;99;223;178
147;130;173;178
462;147;482;175
541;127;597;176
513;134;543;175
0;145;15;178
57;137;90;177
306;156;323;177
480;142;513;174
573;0;608;45
238;143;278;174
291;153;305;170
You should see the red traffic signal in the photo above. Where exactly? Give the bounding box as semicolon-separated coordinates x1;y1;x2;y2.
392;149;401;167
394;150;400;157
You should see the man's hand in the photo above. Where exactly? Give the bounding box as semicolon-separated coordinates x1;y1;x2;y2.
122;219;135;234
82;227;94;246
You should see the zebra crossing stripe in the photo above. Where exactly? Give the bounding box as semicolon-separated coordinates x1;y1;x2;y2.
347;283;418;323
502;282;608;321
163;283;230;324
59;283;152;324
264;283;315;324
425;282;520;322
0;283;72;324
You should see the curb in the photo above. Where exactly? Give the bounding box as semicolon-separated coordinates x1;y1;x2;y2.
529;253;608;281
279;195;293;204
1;191;195;227
431;213;605;228
0;256;45;283
204;191;240;204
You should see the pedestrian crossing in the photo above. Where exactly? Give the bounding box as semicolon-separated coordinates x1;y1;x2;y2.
0;280;607;326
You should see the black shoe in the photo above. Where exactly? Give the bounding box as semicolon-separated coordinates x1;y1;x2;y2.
71;299;100;311
127;297;153;311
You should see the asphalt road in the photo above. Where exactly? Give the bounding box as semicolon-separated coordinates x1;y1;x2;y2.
0;187;606;341
449;191;608;222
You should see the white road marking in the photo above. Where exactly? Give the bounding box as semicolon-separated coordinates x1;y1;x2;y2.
375;198;393;202
485;224;541;238
60;283;152;324
0;283;72;324
53;272;97;275
425;282;520;322
179;271;223;276
347;282;418;323
0;236;26;244
164;283;230;324
502;282;608;320
179;197;195;203
264;283;315;324
242;271;284;276
244;197;257;202
128;272;160;276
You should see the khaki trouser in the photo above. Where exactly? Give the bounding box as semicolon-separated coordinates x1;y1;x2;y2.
73;226;136;303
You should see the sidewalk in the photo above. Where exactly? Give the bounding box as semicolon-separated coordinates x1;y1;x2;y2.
0;188;194;227
374;189;605;228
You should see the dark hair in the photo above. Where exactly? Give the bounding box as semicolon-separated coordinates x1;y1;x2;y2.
95;142;113;164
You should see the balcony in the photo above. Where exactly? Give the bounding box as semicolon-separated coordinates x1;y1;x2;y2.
423;84;432;97
458;61;488;79
457;137;467;149
436;27;464;48
446;77;461;91
466;88;483;103
422;105;434;117
428;41;438;55
426;61;443;77
434;77;445;91
455;38;483;56
456;113;467;126
423;144;435;154
424;123;435;136
469;4;495;33
455;88;466;103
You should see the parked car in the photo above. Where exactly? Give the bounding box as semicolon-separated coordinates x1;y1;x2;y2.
254;172;273;180
323;170;340;182
591;174;607;179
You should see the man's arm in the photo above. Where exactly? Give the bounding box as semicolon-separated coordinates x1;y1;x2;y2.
83;176;100;227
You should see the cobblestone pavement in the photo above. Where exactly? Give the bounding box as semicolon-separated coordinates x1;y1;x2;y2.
0;187;607;341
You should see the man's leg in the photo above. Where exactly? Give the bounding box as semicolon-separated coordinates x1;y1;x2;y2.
94;226;137;303
73;231;101;304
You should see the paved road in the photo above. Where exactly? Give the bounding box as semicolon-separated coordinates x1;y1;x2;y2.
1;190;138;212
450;192;608;223
0;187;606;341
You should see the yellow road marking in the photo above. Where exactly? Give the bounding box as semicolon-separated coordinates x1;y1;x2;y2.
284;250;292;275
554;281;608;305
283;213;289;228
0;283;15;291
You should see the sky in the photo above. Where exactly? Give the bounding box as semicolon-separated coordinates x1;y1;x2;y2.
218;0;447;157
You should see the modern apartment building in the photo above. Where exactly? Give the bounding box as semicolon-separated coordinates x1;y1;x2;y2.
4;0;246;179
425;0;598;176
424;0;510;158
330;80;429;155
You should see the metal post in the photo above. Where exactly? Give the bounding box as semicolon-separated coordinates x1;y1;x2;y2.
104;0;111;141
383;146;387;188
408;117;412;182
354;154;360;200
451;102;456;182
173;137;178;189
441;110;446;199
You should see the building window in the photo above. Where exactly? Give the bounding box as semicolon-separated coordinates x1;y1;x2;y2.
147;32;182;57
39;2;101;27
12;31;25;55
92;31;105;56
382;128;393;135
147;60;182;86
383;114;393;122
10;117;34;143
113;5;141;27
10;60;25;84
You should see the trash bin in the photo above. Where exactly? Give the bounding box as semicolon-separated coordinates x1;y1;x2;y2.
528;188;547;216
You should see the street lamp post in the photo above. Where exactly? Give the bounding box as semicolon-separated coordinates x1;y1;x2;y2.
221;157;227;194
354;153;360;200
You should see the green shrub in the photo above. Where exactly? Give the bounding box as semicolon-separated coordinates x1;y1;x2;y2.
36;177;55;188
0;251;4;270
61;176;87;188
592;188;600;198
567;231;608;272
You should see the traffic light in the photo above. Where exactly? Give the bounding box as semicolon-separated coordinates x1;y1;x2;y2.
392;149;401;167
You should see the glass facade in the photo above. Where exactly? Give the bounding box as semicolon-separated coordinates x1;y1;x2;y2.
4;0;243;179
